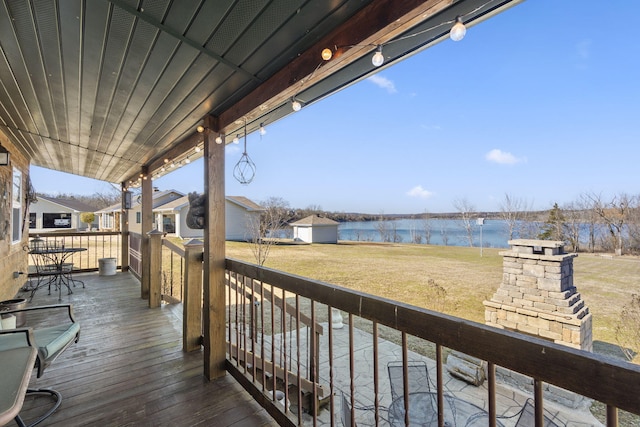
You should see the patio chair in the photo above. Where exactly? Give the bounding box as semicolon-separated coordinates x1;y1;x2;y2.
340;392;357;427
387;360;431;402
0;304;80;378
0;304;79;426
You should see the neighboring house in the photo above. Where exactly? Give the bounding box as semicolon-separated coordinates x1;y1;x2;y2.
28;195;99;232
290;215;339;243
97;190;264;241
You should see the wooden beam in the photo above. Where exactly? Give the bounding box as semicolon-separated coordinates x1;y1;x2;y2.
217;0;453;133
203;128;226;380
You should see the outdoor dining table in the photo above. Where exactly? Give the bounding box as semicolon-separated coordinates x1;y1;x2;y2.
388;392;504;427
28;247;87;301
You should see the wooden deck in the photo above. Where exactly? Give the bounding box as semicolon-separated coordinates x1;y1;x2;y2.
17;272;278;427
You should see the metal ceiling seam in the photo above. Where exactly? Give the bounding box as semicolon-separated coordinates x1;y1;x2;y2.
107;0;260;83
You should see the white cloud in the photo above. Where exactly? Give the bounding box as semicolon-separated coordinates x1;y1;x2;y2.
407;185;434;199
367;75;397;93
485;149;525;165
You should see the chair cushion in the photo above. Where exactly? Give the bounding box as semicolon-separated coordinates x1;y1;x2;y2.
33;323;80;359
0;347;38;425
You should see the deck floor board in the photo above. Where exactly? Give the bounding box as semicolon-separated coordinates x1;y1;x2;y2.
17;272;277;427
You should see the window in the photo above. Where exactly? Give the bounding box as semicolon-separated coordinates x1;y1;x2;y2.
12;168;22;243
29;212;36;228
43;213;71;229
136;211;141;224
103;213;113;229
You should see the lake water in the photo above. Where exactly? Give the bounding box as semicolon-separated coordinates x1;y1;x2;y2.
338;218;510;248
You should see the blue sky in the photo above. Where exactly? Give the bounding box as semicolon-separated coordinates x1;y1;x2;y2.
31;0;640;214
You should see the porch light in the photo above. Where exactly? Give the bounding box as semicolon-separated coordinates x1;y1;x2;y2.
450;16;466;41
371;45;384;67
0;143;8;165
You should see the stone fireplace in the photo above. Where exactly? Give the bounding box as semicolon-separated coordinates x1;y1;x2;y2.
484;239;592;351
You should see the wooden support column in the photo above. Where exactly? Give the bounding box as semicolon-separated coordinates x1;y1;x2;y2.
140;168;152;299
203;120;226;380
183;239;204;352
148;229;163;308
120;185;130;272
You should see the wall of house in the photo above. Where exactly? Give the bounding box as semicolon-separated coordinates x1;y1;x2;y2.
312;226;338;243
226;203;259;241
28;198;86;232
0;131;30;301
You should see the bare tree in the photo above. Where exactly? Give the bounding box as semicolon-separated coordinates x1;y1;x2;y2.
615;294;640;362
499;193;532;240
588;192;635;256
246;196;294;266
375;213;391;242
577;193;600;252
453;197;476;247
562;201;582;252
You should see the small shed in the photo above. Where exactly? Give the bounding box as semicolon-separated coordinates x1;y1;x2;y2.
290;215;339;244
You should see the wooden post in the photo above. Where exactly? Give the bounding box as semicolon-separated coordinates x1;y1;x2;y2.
120;185;130;272
203;118;226;380
183;239;204;351
148;229;163;308
140;169;153;299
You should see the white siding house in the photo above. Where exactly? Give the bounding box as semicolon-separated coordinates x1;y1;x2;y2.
97;190;264;240
28;196;99;232
290;215;339;243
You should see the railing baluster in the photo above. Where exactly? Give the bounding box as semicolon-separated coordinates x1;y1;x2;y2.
534;379;544;427
260;280;266;394
488;362;496;427
281;287;288;413
270;283;276;397
436;344;444;427
328;306;334;427
401;332;409;426
372;321;379;427
311;300;317;427
607;405;618;427
348;313;355;427
295;294;302;424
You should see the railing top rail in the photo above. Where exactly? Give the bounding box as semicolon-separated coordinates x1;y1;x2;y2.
162;239;186;258
29;231;123;237
225;257;640;415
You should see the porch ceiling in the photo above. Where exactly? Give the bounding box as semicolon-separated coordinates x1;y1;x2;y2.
0;0;521;185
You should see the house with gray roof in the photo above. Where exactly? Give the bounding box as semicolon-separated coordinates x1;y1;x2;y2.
28;195;99;232
290;214;339;243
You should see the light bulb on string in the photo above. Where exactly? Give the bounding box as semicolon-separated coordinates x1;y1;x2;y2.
233;134;239;144
450;17;466;41
321;48;332;61
372;45;384;67
215;135;223;145
259;123;266;136
292;99;302;111
185;157;191;164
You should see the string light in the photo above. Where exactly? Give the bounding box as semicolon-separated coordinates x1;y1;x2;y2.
195;146;201;153
215;135;223;144
196;125;205;133
450;16;466;41
292;99;302;111
321;48;333;61
259;123;266;136
185;157;191;164
371;46;384;67
233;134;240;144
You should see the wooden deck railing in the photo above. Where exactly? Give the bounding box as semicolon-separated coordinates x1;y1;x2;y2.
28;231;122;273
152;237;640;427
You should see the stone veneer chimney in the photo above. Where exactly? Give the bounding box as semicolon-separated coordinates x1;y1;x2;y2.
483;239;592;351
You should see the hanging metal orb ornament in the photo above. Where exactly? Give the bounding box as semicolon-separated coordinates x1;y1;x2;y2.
233;120;256;184
233;152;256;185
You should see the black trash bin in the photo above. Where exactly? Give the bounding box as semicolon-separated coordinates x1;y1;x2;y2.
0;298;27;327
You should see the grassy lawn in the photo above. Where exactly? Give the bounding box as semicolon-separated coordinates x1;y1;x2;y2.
227;240;640;353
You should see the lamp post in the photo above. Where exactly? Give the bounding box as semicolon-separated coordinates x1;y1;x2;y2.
477;218;485;257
